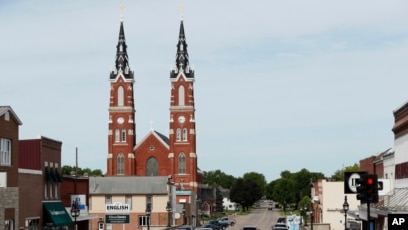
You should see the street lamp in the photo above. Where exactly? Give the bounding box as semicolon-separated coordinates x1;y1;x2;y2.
343;195;349;230
182;202;187;225
166;201;172;228
310;206;314;230
70;200;80;230
146;203;152;230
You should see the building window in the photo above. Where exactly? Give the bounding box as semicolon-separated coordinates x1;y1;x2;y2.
118;86;124;106
121;129;126;142
115;129;120;142
25;218;40;230
106;195;112;204
117;153;124;175
178;86;185;106
0;138;11;166
176;128;181;141
182;128;188;141
138;216;150;226
54;183;58;199
44;183;48;199
146;195;152;209
146;157;158;176
126;195;132;210
178;153;186;174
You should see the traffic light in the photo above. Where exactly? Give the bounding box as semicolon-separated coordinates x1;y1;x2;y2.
365;174;379;203
355;174;379;203
356;174;367;202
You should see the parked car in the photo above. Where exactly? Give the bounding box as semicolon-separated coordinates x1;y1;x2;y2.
200;224;223;230
177;225;194;230
217;217;237;226
208;220;229;229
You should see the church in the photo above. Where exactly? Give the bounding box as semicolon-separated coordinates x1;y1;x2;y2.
106;11;201;192
87;10;214;230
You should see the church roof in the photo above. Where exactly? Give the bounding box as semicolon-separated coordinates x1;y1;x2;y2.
90;176;169;195
154;130;169;145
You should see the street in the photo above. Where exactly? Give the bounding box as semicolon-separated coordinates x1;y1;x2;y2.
226;202;283;230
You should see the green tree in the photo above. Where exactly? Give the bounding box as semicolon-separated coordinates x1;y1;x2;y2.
203;170;237;189
272;177;296;213
215;187;224;214
331;163;360;181
243;172;267;196
230;178;262;211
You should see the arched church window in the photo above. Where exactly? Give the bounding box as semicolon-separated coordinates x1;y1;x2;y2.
118;86;124;106
178;86;185;106
182;128;188;141
121;129;126;142
178;153;186;174
146;157;158;176
117;153;124;175
176;128;181;141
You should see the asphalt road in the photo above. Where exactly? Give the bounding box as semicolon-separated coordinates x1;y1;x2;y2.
226;202;282;230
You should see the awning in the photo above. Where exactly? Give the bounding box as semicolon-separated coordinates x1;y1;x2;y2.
43;202;73;227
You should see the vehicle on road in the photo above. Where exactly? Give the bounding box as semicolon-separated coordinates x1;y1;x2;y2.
242;226;259;230
217;217;237;226
272;223;288;230
200;223;223;230
208;220;229;229
177;226;194;230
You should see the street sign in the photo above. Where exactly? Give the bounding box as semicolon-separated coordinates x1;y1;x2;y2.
344;171;367;194
105;214;130;224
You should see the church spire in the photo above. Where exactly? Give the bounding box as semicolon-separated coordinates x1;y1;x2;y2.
171;16;194;79
110;17;133;80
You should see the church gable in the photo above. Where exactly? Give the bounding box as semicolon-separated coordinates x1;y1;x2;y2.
134;130;170;176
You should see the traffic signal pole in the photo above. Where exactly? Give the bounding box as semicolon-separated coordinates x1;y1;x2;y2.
367;201;371;230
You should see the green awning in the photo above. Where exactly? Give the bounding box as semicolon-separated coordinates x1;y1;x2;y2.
43;202;73;227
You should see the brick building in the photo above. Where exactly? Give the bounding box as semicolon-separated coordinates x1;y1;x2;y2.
19;136;72;229
0;106;22;229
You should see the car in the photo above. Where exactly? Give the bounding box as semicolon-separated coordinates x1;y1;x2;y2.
267;204;273;210
195;228;213;230
200;224;223;230
208;220;229;229
276;217;286;224
217;217;237;226
272;223;288;230
177;225;194;230
242;226;259;230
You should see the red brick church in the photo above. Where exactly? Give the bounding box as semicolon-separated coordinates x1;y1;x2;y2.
106;14;202;193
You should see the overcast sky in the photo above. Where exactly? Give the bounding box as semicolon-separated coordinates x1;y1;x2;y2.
1;0;408;182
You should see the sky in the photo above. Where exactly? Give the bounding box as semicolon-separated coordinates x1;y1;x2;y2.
1;0;408;182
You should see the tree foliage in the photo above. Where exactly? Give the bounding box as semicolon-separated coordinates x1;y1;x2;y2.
203;170;237;189
62;165;103;176
330;163;360;181
230;178;262;211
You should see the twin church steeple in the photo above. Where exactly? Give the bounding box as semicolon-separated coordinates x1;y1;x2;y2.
106;10;198;191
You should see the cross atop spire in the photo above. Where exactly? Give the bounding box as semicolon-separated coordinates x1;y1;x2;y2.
119;4;125;21
179;3;185;21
